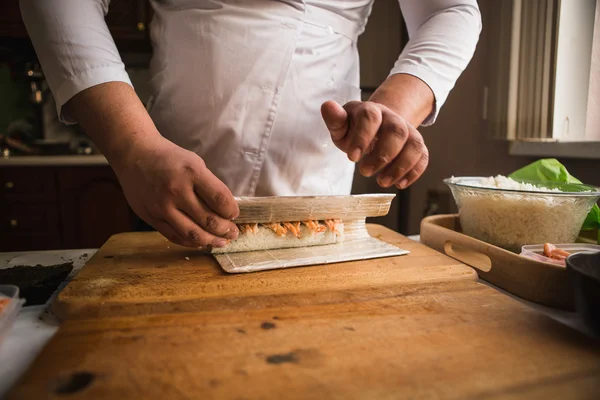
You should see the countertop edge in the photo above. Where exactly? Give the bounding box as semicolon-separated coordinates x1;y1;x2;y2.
0;155;109;167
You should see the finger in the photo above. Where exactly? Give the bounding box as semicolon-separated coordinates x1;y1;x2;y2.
377;130;427;188
177;191;239;240
357;108;409;177
344;102;383;162
153;219;196;248
396;151;429;189
166;208;228;248
188;163;240;220
321;100;349;141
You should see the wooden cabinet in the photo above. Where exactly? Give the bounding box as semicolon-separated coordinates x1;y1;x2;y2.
0;0;152;52
2;202;62;251
0;0;26;37
106;0;153;53
58;167;134;250
106;0;150;40
0;165;134;252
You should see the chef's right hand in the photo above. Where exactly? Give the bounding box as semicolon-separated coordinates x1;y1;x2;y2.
61;81;239;248
113;136;240;248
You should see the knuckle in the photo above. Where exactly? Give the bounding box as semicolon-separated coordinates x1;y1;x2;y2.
186;229;202;242
203;213;219;231
387;125;408;142
343;101;361;112
360;104;381;122
371;154;391;168
415;138;427;152
412;158;429;177
169;233;183;244
187;155;206;169
392;167;407;179
182;164;196;176
406;138;424;154
196;157;207;169
412;163;425;175
412;167;425;178
182;164;203;182
393;159;411;175
165;183;182;197
213;191;230;208
416;159;429;175
410;132;426;147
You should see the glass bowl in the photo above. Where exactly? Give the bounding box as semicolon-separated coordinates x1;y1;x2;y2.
444;177;600;253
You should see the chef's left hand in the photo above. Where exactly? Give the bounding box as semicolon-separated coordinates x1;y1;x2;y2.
321;100;429;189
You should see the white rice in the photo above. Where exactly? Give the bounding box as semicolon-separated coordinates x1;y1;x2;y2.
468;175;563;192
453;175;591;252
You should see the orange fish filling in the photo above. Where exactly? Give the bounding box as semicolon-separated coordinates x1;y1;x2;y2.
236;219;340;238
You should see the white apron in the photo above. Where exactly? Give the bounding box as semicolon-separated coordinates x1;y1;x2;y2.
146;0;374;196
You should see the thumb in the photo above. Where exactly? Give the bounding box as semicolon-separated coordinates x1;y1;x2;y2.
321;100;349;141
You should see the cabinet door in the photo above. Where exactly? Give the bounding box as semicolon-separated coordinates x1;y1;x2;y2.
0;166;58;199
58;167;134;249
0;202;62;252
0;0;27;37
106;0;152;52
0;0;152;49
106;0;149;39
0;166;62;251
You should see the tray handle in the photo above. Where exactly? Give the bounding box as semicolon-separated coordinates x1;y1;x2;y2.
443;241;492;272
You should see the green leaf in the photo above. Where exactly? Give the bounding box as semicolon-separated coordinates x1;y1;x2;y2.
509;158;582;184
581;204;600;231
509;159;600;243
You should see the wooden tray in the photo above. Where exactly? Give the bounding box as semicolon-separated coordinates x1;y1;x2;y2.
420;214;574;310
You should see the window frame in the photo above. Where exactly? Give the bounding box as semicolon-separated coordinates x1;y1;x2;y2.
486;0;600;158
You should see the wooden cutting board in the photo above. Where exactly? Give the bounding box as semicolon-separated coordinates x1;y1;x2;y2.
9;280;600;400
53;225;477;320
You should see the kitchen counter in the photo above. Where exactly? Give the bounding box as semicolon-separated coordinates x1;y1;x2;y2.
1;241;596;398
0;155;108;167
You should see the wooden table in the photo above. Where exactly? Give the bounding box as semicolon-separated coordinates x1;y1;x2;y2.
7;226;600;399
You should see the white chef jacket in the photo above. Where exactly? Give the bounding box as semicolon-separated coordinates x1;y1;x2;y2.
20;0;481;197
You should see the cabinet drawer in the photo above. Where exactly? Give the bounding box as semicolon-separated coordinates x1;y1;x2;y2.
0;203;62;251
0;167;58;195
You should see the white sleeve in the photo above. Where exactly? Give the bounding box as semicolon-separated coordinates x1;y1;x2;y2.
393;0;482;126
19;0;133;123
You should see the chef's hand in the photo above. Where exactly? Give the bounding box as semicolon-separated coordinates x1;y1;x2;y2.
62;82;239;249
321;100;429;189
114;136;240;248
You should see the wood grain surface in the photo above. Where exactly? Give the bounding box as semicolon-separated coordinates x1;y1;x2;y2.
9;280;600;400
52;225;477;320
231;194;396;223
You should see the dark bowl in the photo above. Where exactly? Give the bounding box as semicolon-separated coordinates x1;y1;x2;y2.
566;251;600;336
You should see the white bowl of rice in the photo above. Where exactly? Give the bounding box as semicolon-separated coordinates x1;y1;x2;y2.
444;176;600;253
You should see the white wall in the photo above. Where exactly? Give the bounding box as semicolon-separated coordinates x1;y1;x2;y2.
585;1;600;140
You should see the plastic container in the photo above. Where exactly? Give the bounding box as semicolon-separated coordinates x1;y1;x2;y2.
444;177;600;253
521;244;600;266
0;285;25;347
